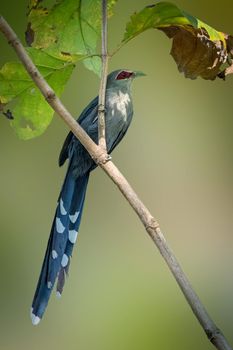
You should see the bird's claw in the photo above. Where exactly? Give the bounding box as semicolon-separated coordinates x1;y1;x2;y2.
105;154;112;162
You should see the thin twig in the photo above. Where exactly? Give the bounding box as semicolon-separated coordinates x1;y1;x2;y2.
0;15;232;350
98;0;109;151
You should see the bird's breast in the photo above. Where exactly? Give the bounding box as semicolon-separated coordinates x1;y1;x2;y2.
108;91;132;122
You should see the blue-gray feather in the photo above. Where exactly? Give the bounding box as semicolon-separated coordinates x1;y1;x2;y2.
31;69;143;325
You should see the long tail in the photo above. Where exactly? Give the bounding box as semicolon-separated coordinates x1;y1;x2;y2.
31;165;89;325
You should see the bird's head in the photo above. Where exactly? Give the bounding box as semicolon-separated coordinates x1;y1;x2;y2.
107;69;146;90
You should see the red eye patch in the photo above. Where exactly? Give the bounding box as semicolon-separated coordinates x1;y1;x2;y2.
116;70;134;80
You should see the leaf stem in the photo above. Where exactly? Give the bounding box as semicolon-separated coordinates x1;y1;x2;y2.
110;41;127;57
0;15;232;350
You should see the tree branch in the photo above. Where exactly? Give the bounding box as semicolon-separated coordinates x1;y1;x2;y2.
98;0;109;151
0;15;232;350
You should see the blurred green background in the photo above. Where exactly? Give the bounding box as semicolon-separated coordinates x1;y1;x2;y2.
0;1;233;349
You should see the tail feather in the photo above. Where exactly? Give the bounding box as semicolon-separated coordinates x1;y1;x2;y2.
56;174;89;295
31;166;89;324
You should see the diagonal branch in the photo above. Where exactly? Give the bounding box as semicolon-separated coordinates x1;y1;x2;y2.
0;15;232;350
98;0;109;151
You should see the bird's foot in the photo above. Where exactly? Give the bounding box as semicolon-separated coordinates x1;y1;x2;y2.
95;152;112;165
105;154;112;162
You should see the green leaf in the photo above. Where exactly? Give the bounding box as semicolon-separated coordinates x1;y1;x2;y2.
123;2;225;43
0;48;74;139
0;0;117;139
27;0;117;74
122;2;233;80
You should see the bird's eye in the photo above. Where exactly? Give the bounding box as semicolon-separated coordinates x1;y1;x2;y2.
116;71;133;80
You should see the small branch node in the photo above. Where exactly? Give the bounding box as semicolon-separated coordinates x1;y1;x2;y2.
206;328;221;342
98;104;106;114
146;218;160;231
32;70;39;78
45;91;56;102
8;36;19;46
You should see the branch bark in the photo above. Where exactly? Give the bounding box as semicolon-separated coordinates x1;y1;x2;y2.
98;0;109;151
0;15;232;350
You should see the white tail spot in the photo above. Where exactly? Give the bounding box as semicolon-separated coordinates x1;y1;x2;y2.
69;211;79;223
56;291;62;299
68;230;78;244
56;217;65;233
60;198;67;215
52;250;58;259
47;281;52;289
61;254;69;267
31;313;41;326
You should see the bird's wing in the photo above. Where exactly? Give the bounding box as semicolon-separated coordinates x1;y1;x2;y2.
58;131;73;167
59;96;98;167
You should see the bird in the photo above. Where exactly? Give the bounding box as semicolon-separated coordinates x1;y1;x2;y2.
30;69;145;325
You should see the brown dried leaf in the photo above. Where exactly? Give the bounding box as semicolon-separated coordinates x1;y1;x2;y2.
123;2;233;81
161;26;227;80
